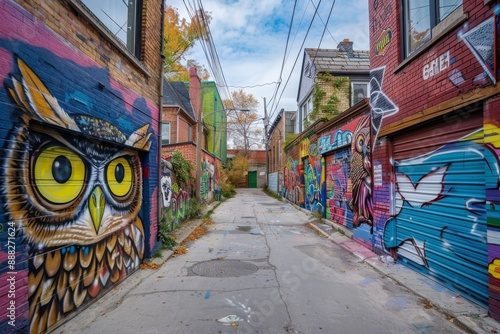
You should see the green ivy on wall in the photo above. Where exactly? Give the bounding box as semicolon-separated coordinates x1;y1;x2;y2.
305;72;349;127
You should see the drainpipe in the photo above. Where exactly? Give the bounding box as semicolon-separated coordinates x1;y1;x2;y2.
157;0;166;243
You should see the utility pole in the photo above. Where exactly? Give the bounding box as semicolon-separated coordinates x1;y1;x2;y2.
263;97;269;188
193;69;203;202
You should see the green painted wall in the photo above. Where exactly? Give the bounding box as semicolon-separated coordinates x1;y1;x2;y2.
201;82;227;163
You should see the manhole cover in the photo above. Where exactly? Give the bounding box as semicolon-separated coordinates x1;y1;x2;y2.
191;260;258;277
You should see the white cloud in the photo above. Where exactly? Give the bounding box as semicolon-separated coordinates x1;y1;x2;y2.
167;0;369;123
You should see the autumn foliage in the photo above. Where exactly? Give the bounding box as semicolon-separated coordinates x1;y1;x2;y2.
163;5;210;81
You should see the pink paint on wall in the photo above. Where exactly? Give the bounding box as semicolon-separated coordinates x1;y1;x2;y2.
0;1;97;68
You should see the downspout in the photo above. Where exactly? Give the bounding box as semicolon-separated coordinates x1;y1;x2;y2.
176;107;180;143
157;0;166;243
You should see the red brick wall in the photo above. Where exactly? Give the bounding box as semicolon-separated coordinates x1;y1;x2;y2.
162;107;195;144
369;0;498;131
163;107;178;143
162;143;197;170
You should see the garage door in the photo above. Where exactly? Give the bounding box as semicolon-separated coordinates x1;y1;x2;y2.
325;148;354;228
384;110;490;305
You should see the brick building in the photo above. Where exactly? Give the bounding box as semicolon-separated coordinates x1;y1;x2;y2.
162;69;222;202
0;1;163;332
268;109;295;194
369;0;500;318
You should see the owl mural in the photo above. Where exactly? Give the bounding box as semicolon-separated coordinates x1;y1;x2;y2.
348;114;374;230
3;57;152;333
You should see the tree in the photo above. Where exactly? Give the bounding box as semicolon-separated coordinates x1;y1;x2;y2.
224;89;263;153
163;6;210;81
225;153;250;186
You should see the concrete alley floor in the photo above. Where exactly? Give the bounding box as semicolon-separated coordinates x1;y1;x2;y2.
56;188;499;334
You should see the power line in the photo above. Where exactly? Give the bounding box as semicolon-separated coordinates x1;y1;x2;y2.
268;0;324;121
312;0;337;62
183;0;233;104
266;0;298;119
217;82;280;88
310;0;338;47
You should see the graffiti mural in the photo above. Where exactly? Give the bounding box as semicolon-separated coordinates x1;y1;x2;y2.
161;165;173;209
369;66;399;142
349;115;374;231
302;138;326;215
320;114;373;244
326;149;352;227
201;158;215;202
159;158;191;232
282;158;304;206
457;16;496;85
383;127;500;306
0;3;159;330
0;54;153;332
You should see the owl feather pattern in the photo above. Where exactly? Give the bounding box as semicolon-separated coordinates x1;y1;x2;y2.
4;57;150;333
349;115;374;228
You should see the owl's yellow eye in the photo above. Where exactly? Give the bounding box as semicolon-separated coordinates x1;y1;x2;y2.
33;146;86;204
357;134;365;147
106;157;133;197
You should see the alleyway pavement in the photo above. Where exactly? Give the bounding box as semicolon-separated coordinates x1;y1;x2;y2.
56;188;500;334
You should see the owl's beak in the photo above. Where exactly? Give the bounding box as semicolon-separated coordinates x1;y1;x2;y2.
89;186;105;234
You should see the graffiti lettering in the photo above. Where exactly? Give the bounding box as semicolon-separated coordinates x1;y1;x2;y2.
423;51;450;80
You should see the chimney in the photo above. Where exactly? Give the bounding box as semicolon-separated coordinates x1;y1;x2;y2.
189;67;202;120
337;38;353;55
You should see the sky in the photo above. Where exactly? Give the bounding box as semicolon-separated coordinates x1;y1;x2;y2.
167;0;370;124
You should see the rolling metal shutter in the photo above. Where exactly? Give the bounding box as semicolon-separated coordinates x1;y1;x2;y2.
387;110;489;306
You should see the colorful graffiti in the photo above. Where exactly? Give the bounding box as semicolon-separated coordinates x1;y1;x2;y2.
348;115;374;230
369;66;399;142
0;4;158;330
326;149;353;227
383;127;500;306
303;155;325;214
318;114;373;237
0;54;153;333
201;159;215;202
456;16;496;85
284;112;373;243
282;158;304;205
160;158;191;232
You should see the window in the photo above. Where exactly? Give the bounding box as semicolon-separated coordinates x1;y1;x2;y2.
188;125;192;141
162;123;170;145
301;96;313;124
402;0;462;57
79;0;142;57
351;82;369;106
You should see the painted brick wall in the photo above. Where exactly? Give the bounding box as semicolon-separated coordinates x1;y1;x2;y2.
0;1;163;332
